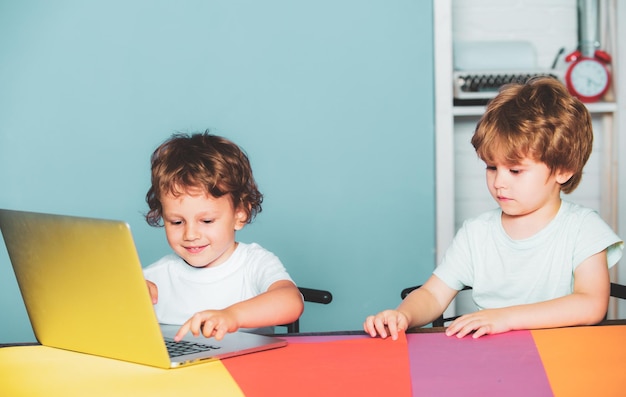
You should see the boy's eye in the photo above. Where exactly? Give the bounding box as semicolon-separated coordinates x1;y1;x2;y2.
486;165;496;171
167;220;183;225
202;219;214;224
509;169;521;174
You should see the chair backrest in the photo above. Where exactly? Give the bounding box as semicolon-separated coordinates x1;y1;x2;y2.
280;287;333;333
401;283;626;328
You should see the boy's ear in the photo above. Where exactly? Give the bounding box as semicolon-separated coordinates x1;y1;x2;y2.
234;205;249;231
555;169;574;184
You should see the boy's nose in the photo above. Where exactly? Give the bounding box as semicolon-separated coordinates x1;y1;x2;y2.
183;224;199;240
492;171;507;189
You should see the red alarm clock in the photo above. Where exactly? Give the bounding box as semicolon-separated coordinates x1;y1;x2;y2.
564;49;612;103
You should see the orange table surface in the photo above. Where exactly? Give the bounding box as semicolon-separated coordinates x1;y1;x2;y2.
532;326;626;396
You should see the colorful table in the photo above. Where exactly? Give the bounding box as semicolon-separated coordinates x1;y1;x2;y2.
1;325;625;396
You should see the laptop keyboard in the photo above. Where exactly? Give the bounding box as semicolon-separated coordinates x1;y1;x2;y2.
164;338;221;358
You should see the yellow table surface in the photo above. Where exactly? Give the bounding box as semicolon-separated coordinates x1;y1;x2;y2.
0;345;244;397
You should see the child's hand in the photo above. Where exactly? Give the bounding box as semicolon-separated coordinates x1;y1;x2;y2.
363;310;409;340
146;280;158;304
445;309;511;338
174;310;239;342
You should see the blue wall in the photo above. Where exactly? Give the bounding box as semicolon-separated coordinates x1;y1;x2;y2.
0;1;434;342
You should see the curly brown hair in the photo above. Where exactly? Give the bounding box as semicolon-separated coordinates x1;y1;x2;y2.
471;77;593;194
145;131;263;226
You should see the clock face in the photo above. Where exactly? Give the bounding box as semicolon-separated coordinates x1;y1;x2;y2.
566;58;610;101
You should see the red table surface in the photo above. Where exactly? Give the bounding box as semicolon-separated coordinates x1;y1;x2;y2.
223;333;412;396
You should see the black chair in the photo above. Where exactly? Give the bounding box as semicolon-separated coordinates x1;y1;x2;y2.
401;282;626;327
280;287;333;333
610;282;626;300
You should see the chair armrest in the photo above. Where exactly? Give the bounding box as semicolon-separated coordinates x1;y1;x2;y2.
299;287;333;304
277;287;333;334
611;283;626;300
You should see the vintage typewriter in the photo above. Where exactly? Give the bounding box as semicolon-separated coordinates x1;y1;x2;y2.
453;41;564;106
453;70;563;106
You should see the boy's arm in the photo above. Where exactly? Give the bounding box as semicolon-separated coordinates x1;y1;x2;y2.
363;275;458;339
222;280;304;329
446;250;610;338
175;280;304;341
145;280;158;304
398;275;459;327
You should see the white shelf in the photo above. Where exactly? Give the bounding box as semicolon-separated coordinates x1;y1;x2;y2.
452;102;618;117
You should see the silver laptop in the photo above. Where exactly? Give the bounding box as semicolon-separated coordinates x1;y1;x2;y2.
0;208;287;369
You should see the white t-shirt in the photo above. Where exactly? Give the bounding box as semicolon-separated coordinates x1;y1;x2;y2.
143;242;294;329
434;200;623;310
